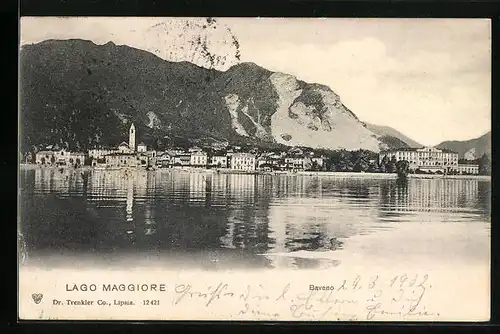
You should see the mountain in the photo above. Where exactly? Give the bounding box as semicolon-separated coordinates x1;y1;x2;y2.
20;39;395;153
365;123;422;148
377;135;411;149
436;131;491;159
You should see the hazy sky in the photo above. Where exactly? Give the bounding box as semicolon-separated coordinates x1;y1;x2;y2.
20;17;491;146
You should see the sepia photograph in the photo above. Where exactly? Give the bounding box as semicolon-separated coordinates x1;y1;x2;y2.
18;17;491;321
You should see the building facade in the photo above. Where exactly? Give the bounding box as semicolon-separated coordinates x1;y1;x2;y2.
118;142;132;154
137;142;147;153
457;164;479;175
157;153;172;167
188;146;203;153
35;149;85;166
229;153;256;171
165;149;185;158
88;148;117;159
105;153;139;168
142;150;157;167
285;157;305;171
173;154;191;166
379;146;459;173
35;151;55;165
210;155;227;168
311;156;326;168
190;152;208;167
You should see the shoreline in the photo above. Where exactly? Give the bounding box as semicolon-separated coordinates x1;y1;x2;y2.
19;164;491;181
407;174;491;181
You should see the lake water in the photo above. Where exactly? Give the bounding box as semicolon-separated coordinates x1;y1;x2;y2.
18;167;490;270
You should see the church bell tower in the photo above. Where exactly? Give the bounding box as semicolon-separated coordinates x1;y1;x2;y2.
129;123;136;152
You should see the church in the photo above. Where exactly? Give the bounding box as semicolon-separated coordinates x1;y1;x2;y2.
89;123;157;169
117;123;137;154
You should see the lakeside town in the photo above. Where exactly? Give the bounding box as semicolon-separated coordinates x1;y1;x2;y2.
22;123;488;177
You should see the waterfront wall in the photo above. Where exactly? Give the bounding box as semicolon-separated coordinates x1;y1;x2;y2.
19;164;491;181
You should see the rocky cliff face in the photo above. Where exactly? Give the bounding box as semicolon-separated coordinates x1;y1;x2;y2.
20;39;390;153
266;72;381;151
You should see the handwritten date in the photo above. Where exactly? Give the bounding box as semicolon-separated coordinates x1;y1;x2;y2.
169;273;437;321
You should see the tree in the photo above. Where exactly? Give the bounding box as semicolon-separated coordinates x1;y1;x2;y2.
395;160;409;178
24;152;33;164
350;150;363;170
327;161;336;171
337;160;353;172
326;151;340;171
478;153;491;175
379;155;388;173
367;160;379;173
353;159;368;172
331;150;351;171
311;160;319;171
385;156;397;173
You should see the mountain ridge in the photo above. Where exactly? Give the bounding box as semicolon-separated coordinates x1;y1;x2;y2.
21;39;391;153
436;131;491;159
365;123;422;148
20;39;473;155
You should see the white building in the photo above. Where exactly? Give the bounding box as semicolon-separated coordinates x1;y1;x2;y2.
311;156;326;168
229;153;256;171
88;148;117;159
288;147;304;156
142;150;157;167
188;146;203;153
54;150;86;166
303;157;313;170
457;164;479;175
166;149;185;156
210;155;227;168
173;154;191;166
285;157;305;170
118;141;132;154
190;151;208;167
256;153;277;171
157;152;172;167
379;146;459;173
105;153;139;168
137;142;147;153
256;156;269;168
35;149;85;166
35;151;55;165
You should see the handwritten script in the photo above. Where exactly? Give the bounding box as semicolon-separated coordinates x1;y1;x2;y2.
170;273;439;320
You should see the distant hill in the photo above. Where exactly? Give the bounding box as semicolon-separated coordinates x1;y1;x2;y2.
436;131;491;159
365;123;422;148
377;135;411;149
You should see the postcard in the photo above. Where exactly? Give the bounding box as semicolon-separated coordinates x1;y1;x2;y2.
18;17;491;321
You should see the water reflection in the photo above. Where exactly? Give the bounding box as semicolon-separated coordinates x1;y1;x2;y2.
19;168;490;269
378;178;489;217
